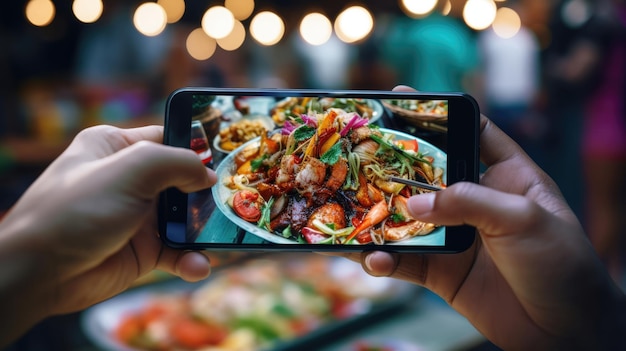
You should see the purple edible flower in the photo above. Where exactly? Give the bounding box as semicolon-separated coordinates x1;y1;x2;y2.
301;114;318;128
340;114;369;137
282;120;297;135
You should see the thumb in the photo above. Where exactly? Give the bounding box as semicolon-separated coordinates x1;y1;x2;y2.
406;182;593;293
407;181;545;236
104;140;217;198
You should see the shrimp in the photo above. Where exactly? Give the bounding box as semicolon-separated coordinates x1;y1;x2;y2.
343;199;390;243
384;221;435;241
276;154;301;184
295;157;327;194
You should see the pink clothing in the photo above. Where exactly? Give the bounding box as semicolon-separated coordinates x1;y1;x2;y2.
583;38;626;159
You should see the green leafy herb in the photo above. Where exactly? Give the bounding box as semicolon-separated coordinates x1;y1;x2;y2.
391;213;406;223
250;154;268;172
370;134;431;164
257;197;274;231
293;125;316;141
282;225;292;238
320;142;342;165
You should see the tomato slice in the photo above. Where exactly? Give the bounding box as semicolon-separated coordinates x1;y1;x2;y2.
395;139;419;152
171;318;227;348
232;190;262;222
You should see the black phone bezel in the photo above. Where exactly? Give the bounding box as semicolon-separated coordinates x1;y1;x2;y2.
159;88;479;253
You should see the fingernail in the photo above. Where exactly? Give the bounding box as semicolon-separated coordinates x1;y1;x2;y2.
364;252;375;272
407;193;435;217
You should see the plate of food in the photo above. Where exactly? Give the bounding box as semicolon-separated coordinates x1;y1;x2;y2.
212;107;446;246
270;97;384;127
213;115;275;154
382;100;448;132
82;254;418;351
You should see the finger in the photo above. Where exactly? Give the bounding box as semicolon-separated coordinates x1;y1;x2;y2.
362;251;398;277
156;248;212;282
392;85;416;92
105;140;217;197
119;125;165;144
407;181;545;233
66;125;165;160
478;115;530;168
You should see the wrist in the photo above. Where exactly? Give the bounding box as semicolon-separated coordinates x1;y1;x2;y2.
0;214;57;346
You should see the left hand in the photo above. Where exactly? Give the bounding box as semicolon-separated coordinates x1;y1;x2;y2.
0;125;216;343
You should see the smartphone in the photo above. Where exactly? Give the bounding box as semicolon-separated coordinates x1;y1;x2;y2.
159;88;479;252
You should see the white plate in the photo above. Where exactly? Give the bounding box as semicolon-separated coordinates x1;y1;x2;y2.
212;128;446;246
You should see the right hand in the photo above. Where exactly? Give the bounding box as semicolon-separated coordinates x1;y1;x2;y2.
341;87;626;350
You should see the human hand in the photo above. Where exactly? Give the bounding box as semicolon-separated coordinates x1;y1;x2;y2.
0;125;216;344
341;86;626;349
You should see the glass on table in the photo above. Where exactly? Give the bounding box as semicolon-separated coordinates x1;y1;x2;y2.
191;119;213;166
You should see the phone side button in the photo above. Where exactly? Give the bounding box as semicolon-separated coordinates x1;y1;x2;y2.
456;160;467;181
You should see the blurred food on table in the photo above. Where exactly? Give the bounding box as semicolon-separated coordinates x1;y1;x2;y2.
217;118;273;152
270;97;379;126
88;255;413;351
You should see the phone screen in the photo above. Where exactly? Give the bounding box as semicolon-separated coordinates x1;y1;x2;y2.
161;89;478;252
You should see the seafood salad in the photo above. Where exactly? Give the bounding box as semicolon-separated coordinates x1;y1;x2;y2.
222;107;445;245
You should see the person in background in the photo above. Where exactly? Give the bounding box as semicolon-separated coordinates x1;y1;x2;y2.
0;86;624;350
477;3;542;157
381;0;480;95
580;0;626;285
540;0;614;219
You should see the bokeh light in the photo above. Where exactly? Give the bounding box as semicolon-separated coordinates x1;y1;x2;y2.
133;2;167;37
157;0;185;24
334;6;373;43
300;12;332;46
400;0;438;17
225;0;254;21
463;0;497;30
442;0;452;16
217;20;246;51
25;0;56;27
186;27;217;60
72;0;103;24
492;7;521;39
202;6;235;39
250;11;285;46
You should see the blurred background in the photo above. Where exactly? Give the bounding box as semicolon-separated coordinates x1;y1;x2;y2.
1;0;625;350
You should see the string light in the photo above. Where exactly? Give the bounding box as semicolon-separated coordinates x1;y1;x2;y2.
157;0;185;24
225;0;254;21
335;6;373;43
300;13;332;46
72;0;103;24
492;7;521;39
186;27;217;60
463;0;497;30
25;0;55;27
133;2;167;37
217;20;246;51
202;6;235;39
400;0;438;17
250;11;284;46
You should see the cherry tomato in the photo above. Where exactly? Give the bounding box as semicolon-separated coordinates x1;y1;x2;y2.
171;318;227;348
232;190;263;222
395;139;419;152
115;314;144;343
